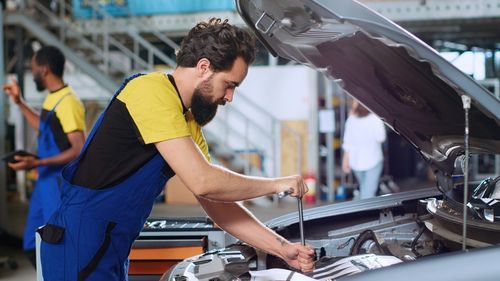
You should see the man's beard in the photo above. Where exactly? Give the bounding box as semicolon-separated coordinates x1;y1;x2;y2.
191;75;219;126
33;73;45;91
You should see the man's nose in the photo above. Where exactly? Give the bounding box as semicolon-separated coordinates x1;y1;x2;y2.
224;89;234;103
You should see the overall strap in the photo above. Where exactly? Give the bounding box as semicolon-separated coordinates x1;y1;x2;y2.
77;73;145;160
40;93;72;131
43;92;71;121
50;92;71;112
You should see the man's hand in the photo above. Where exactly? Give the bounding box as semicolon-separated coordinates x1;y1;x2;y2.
3;78;40;131
277;175;309;199
8;155;40;170
342;152;351;174
342;160;351;174
281;242;315;273
3;79;23;105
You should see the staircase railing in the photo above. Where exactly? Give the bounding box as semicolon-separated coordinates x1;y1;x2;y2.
4;13;119;93
205;91;303;177
35;1;147;72
9;0;303;178
25;0;178;87
70;1;303;177
82;0;178;68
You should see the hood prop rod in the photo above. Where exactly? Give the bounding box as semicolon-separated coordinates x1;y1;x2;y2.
461;95;471;251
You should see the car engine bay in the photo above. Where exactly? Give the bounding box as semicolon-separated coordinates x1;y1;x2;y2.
163;176;500;281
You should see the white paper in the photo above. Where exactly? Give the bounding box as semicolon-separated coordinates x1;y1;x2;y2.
319;109;335;133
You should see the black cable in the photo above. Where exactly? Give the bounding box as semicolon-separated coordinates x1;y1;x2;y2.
410;226;425;258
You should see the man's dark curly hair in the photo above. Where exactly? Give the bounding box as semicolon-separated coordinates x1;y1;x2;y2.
34;45;65;78
176;18;256;72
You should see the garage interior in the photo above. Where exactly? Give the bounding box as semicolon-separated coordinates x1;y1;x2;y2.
0;0;499;280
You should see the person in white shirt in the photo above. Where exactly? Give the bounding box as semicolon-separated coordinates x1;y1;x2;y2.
342;100;386;199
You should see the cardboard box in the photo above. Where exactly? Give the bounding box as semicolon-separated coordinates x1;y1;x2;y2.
165;176;198;205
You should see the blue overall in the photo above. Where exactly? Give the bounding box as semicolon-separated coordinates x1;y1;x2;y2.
23;94;69;250
40;74;172;281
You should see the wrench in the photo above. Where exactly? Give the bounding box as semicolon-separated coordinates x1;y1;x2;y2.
278;189;305;245
297;196;305;245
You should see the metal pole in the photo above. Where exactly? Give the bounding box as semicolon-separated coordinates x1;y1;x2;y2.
461;95;471;251
325;78;334;202
493;80;500;177
339;84;347;186
15;26;24;95
308;73;319;200
0;0;8;230
15;25;26;202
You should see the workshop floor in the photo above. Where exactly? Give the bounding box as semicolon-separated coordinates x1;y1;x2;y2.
0;196;319;281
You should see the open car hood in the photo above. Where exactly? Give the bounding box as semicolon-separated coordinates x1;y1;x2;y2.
236;0;500;178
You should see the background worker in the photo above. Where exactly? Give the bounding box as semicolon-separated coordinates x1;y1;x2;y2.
342;100;386;199
3;45;86;266
39;18;314;280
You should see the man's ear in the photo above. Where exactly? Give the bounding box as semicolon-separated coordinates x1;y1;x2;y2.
40;65;50;77
196;58;211;77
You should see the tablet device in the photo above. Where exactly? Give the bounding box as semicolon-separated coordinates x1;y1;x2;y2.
2;150;38;163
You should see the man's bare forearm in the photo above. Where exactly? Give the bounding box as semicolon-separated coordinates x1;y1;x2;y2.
197;196;290;260
156;138;305;202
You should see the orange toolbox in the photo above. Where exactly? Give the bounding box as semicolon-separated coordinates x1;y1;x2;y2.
128;217;226;281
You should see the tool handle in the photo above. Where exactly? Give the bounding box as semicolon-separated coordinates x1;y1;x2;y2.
278;188;294;198
298;198;305;246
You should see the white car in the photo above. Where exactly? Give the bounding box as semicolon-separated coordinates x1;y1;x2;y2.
162;1;500;280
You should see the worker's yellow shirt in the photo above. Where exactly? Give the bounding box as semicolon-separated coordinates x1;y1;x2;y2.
72;72;210;189
41;85;85;151
117;72;210;160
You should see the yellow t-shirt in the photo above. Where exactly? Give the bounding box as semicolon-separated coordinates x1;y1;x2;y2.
40;85;85;151
117;72;211;161
71;72;210;189
42;85;85;133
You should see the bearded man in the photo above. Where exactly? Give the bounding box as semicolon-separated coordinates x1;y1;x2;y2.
38;18;314;280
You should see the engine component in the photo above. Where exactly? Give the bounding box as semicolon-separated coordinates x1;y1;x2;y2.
311;254;402;280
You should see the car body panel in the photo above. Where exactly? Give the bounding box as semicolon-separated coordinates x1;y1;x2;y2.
340;245;500;281
161;1;500;280
236;0;500;181
266;188;440;228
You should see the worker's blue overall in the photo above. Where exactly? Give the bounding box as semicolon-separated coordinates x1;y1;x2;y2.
39;74;173;281
23;94;69;251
